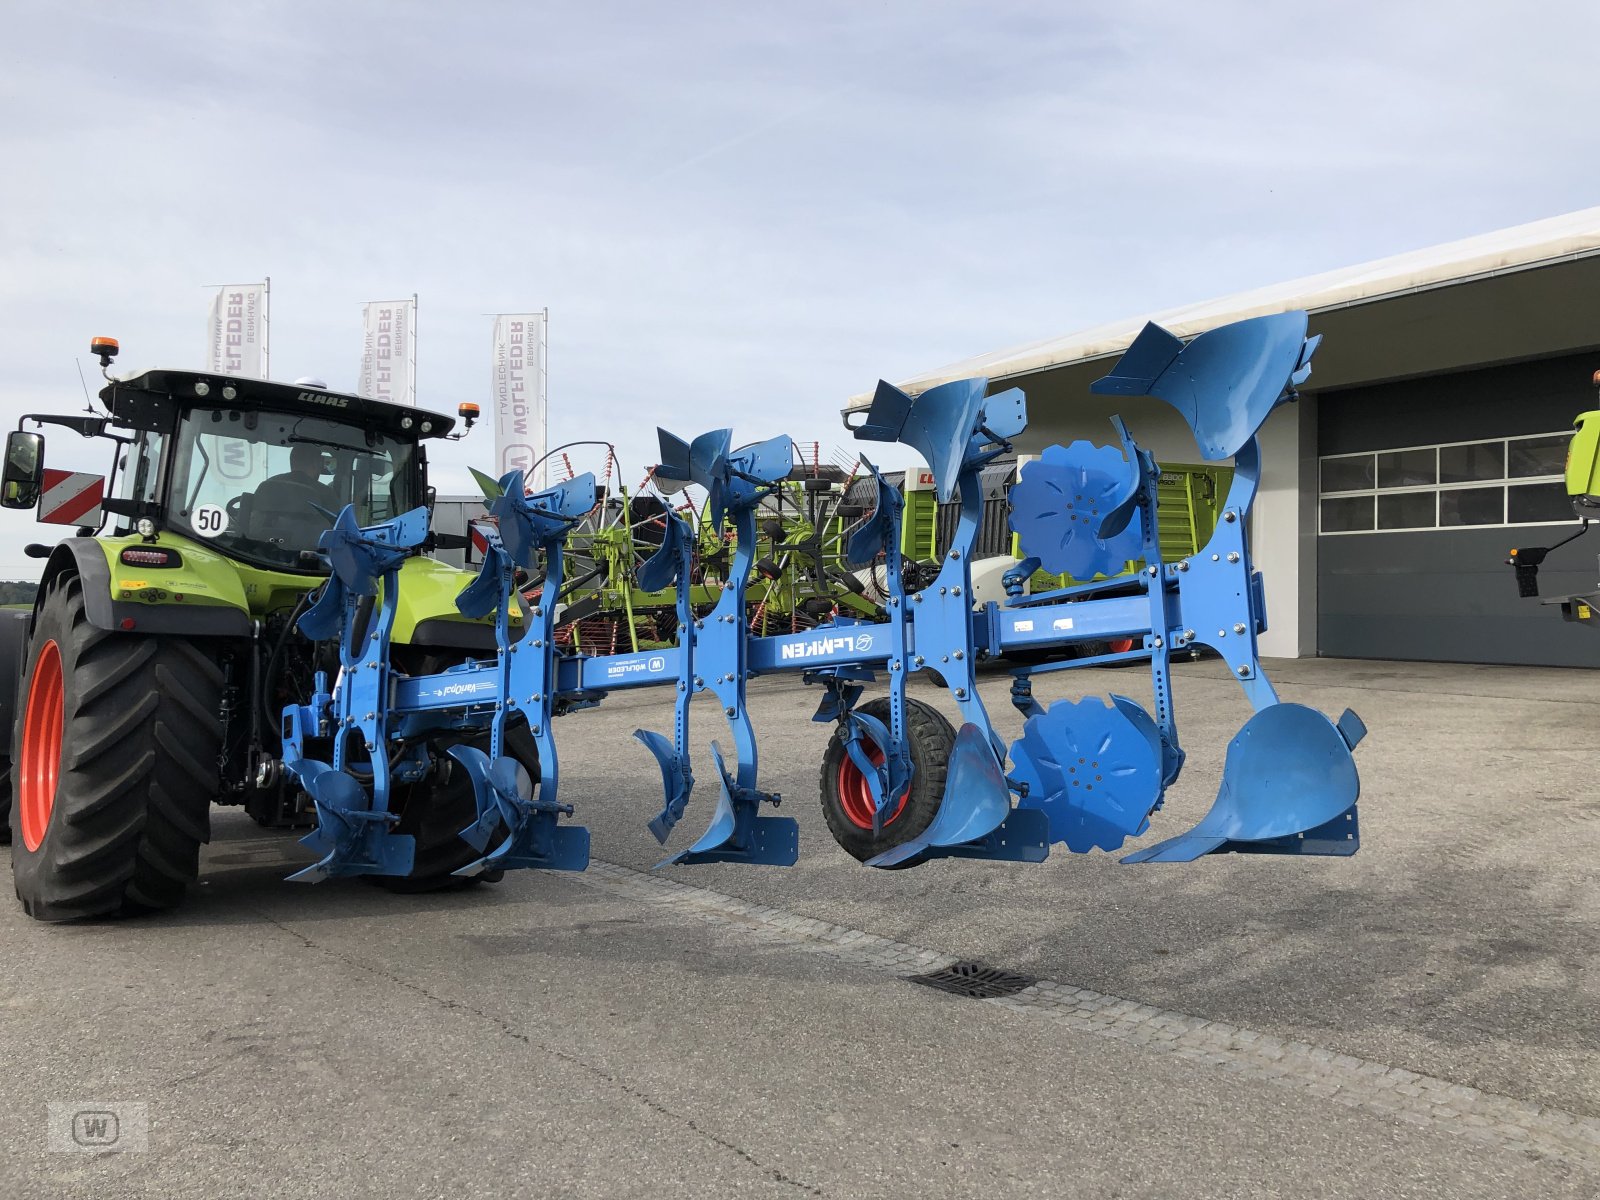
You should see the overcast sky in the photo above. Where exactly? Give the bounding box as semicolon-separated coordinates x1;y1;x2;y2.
2;1;1597;576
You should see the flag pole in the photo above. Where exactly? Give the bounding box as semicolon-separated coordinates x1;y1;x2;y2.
541;306;550;490
201;283;220;373
411;292;419;406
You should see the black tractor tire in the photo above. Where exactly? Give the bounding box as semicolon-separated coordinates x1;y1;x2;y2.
11;574;223;922
0;760;11;846
1074;636;1140;663
818;696;955;863
374;720;541;893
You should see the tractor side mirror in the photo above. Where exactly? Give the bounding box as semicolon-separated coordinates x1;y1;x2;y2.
1;431;45;510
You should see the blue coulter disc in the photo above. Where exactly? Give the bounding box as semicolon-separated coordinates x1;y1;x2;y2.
1011;697;1163;853
1008;442;1144;580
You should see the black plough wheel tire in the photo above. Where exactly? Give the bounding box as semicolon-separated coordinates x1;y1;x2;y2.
0;760;11;846
375;718;541;893
819;696;955;863
11;575;223;921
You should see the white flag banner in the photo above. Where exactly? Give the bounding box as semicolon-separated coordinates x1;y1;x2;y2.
206;283;269;378
358;298;416;406
490;312;548;489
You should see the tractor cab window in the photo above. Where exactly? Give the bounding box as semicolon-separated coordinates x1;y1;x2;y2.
168;408;418;571
109;429;167;535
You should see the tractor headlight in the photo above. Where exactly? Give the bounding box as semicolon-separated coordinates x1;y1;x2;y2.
194;380;210;397
136;518;156;539
400;416;414;430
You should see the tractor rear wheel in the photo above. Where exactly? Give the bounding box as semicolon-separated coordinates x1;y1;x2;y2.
10;574;223;921
818;696;954;862
1075;636;1138;660
0;761;11;846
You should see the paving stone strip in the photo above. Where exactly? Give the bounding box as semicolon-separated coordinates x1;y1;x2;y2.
581;860;1600;1166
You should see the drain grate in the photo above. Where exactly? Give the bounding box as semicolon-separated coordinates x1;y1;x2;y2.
906;961;1037;999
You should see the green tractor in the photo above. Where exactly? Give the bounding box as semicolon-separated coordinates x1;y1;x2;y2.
0;338;522;921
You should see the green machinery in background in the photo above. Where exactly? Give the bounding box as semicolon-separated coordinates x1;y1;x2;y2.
691;464;884;638
539;450;884;655
517;451;1235;656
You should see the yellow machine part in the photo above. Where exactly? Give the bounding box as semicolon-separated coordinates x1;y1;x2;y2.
1567;410;1600;503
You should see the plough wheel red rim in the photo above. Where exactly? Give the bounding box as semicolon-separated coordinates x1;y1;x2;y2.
1109;637;1135;653
835;738;910;831
19;639;64;852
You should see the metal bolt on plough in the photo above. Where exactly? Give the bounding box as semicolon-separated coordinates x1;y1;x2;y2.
280;312;1367;881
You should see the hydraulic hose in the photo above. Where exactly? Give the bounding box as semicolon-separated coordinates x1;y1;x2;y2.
259;585;319;752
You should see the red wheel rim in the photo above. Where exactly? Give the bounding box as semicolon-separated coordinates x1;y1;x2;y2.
835;737;910;831
19;639;64;852
1109;637;1135;654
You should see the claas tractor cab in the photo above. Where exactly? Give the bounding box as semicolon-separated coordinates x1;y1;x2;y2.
0;336;515;921
1506;377;1600;627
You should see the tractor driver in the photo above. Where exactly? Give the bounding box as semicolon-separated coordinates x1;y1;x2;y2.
246;443;342;551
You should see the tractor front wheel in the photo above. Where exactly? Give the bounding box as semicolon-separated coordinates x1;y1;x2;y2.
818;696;954;862
10;574;223;921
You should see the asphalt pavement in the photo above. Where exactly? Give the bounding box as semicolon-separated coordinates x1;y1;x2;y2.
2;656;1597;1198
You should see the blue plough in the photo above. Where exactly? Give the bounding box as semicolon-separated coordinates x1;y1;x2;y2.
280;311;1366;883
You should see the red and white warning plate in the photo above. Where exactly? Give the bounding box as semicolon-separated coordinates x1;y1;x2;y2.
38;469;105;527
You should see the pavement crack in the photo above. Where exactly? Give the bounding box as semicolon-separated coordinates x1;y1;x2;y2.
161;1043;265;1089
251;909;825;1197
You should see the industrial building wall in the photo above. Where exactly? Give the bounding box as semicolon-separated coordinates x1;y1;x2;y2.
1316;353;1600;667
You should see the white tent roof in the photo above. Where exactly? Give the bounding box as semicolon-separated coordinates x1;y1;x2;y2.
853;206;1600;405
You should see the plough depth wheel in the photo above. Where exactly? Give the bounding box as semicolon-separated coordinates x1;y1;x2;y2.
818;697;953;862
